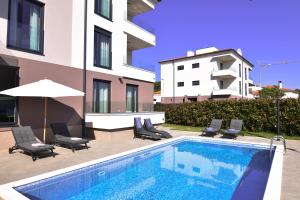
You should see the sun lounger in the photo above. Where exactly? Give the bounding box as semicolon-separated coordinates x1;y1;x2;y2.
222;119;243;138
144;118;172;138
9;126;55;161
50;123;89;152
201;119;223;137
134;117;161;140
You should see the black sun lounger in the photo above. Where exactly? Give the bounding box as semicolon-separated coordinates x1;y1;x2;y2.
201;119;223;137
144;118;172;138
9;126;55;161
222;119;244;138
50;123;89;152
134;117;161;140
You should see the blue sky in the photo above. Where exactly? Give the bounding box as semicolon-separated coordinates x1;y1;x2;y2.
132;0;300;89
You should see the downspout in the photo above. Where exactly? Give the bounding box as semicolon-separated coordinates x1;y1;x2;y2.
172;60;175;104
242;60;244;99
82;0;88;137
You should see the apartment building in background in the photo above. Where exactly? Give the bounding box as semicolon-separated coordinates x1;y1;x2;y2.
0;0;163;149
160;47;254;103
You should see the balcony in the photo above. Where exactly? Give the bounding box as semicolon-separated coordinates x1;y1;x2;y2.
212;68;238;79
120;64;155;83
127;0;157;18
248;79;254;85
125;20;156;50
212;86;238;96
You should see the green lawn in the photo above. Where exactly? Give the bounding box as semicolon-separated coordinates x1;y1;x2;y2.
162;123;300;140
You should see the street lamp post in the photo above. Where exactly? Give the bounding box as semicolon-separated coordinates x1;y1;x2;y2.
270;81;286;154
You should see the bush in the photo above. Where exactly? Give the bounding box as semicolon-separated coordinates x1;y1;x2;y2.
154;99;300;136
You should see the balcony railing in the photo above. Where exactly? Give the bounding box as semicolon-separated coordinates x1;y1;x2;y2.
212;86;238;95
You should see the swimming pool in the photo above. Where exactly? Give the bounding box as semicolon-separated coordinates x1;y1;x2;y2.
0;137;283;200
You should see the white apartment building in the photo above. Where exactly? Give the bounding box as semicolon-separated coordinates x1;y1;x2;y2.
160;47;254;103
0;0;163;149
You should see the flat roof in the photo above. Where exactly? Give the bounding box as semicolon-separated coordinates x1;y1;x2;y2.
159;49;254;67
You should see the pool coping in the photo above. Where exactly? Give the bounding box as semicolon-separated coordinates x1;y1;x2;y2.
0;136;284;200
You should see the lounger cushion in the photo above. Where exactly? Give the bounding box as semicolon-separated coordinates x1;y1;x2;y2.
55;135;88;145
18;142;54;153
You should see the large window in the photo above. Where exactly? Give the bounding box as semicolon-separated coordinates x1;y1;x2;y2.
126;85;138;112
95;0;112;20
0;66;18;126
94;27;111;69
93;80;111;113
239;81;242;95
7;0;44;54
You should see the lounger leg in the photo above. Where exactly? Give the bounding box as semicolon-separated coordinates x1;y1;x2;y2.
85;143;88;150
32;154;37;162
72;147;75;152
8;146;17;154
51;149;55;157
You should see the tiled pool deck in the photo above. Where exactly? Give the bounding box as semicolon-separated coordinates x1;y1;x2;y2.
0;129;299;200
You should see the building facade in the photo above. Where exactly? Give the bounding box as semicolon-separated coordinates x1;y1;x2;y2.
160;47;254;103
0;0;162;148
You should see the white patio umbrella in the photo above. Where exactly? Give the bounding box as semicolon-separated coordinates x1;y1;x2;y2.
0;79;84;142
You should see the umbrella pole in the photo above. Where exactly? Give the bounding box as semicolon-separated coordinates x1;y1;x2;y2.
43;97;48;143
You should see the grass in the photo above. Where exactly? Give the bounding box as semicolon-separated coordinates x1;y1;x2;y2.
162;123;300;140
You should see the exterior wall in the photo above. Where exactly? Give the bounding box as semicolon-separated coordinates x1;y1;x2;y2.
0;0;74;68
161;50;254;103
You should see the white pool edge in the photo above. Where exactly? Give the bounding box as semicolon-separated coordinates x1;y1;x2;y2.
0;136;283;200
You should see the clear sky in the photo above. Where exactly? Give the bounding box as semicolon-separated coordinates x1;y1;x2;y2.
132;0;300;89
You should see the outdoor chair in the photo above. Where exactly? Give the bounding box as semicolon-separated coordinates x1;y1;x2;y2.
144;118;172;138
201;119;223;137
9;126;55;161
222;119;244;138
50;123;89;152
134;117;161;140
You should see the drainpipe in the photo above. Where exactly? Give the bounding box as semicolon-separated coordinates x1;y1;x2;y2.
82;0;88;138
242;60;244;99
172;60;175;104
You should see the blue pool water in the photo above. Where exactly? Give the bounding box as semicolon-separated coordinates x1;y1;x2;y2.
16;140;273;200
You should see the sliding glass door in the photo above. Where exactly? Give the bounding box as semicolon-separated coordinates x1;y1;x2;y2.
93;80;110;113
126;85;138;112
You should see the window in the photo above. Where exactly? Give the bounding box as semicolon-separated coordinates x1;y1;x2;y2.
239;81;242;95
245;83;248;96
220;80;224;89
0;66;18;125
177;65;184;70
177;82;184;87
239;64;242;77
192;63;199;68
192;80;200;86
126;85;138;112
7;0;44;54
95;0;112;20
245;68;247;80
93;80;111;113
94;27;111;69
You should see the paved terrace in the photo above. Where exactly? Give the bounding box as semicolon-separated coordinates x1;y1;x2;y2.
0;128;299;200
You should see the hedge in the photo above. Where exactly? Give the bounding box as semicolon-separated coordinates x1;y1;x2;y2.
154;99;300;136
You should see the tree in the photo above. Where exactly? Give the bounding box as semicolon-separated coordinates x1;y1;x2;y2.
154;81;161;92
259;86;285;99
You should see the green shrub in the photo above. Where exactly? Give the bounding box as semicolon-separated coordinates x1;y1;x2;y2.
154;99;300;136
